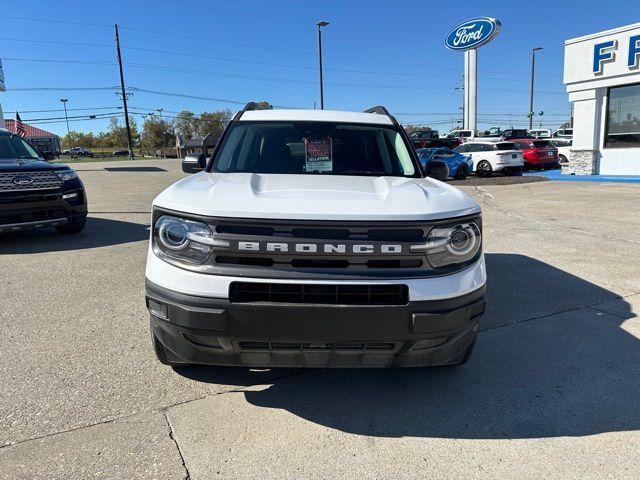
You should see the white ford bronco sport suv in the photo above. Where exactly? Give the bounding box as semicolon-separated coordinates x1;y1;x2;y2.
145;104;486;368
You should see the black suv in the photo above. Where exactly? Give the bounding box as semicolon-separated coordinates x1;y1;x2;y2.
0;130;87;235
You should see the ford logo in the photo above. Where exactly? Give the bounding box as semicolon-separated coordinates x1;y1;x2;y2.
445;17;501;51
12;175;34;186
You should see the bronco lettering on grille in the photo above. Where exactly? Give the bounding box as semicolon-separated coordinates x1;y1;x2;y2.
237;242;402;254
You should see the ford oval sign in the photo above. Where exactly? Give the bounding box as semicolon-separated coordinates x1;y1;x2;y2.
445;17;501;51
12;175;34;186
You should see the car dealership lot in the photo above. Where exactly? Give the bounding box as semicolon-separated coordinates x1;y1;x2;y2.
1;159;639;479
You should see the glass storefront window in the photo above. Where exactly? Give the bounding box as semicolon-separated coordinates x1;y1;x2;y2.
605;83;640;148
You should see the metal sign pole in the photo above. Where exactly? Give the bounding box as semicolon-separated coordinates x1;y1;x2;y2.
463;51;470;129
467;48;477;131
0;58;5;124
463;49;477;131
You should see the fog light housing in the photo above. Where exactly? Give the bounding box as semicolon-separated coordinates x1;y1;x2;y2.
147;298;168;319
62;192;78;200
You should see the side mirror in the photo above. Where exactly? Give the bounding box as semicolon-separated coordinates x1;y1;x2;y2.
182;153;207;174
427;158;449;181
42;152;56;161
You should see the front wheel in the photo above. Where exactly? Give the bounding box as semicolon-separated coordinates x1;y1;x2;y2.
454;165;468;180
476;160;492;177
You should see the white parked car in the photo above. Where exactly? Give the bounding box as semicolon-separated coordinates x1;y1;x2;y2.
552;128;573;138
442;129;476;140
550;138;572;164
62;147;93;156
453;141;524;177
528;128;552;138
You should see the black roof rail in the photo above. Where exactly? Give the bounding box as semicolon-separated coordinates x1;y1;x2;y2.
243;102;273;112
364;105;392;116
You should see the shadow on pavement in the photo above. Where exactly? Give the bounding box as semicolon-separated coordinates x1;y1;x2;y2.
103;167;167;172
0;216;149;254
178;254;637;439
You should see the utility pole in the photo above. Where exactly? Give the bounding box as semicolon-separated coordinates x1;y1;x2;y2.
529;47;543;130
455;74;465;129
570;103;574;128
157;108;164;158
60;98;70;139
317;21;329;109
115;24;134;159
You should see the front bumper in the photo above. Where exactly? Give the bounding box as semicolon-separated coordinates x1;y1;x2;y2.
494;165;523;174
146;279;486;368
0;182;87;233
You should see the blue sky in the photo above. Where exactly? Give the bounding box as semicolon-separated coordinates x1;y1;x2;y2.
0;0;636;136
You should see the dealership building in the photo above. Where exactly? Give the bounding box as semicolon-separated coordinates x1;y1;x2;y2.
564;22;640;175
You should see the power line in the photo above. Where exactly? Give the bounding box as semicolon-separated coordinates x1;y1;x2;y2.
2;57;115;66
1;106;121;113
0;15;112;28
127;87;263;106
6;86;119;91
0;15;551;77
0;36;112;48
0;35;562;84
23;112;122;122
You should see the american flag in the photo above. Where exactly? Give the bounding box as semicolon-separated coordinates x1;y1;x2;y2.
15;113;27;138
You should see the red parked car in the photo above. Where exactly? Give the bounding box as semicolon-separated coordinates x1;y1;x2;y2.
511;139;558;169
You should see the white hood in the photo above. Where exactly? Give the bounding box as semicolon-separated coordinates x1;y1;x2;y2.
153;173;481;221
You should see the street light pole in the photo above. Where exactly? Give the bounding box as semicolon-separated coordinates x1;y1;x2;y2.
529;47;543;130
317;21;329;110
60;98;70;138
157;108;164;158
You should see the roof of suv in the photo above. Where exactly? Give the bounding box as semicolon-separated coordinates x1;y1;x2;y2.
239;109;394;125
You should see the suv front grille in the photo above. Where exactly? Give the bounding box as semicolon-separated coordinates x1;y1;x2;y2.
209;219;432;275
0;209;67;226
152;210;482;278
229;282;409;305
0;171;63;192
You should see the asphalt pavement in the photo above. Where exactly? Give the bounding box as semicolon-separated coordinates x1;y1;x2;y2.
1;159;639;479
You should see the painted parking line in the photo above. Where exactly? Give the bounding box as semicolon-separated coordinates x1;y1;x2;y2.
524;169;640;183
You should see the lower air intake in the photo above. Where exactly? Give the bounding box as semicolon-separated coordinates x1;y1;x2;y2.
229;282;409;305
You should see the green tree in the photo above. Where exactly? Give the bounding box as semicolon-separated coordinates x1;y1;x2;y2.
107;116;139;149
174;110;197;142
195;110;231;139
141;115;175;155
61;131;96;149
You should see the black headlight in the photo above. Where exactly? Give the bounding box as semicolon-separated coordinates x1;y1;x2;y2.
56;170;78;181
153;214;229;265
411;220;482;269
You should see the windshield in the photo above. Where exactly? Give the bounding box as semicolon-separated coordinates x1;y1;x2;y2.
213;121;418;177
0;133;39;160
496;142;516;150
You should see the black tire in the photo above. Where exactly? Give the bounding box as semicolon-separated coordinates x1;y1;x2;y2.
454;165;468;180
476;160;492;177
55;217;86;234
559;154;568;164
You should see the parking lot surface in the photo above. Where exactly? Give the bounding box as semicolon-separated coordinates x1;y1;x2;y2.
1;159;639;479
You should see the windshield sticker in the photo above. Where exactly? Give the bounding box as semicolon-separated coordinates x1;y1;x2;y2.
304;136;333;172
